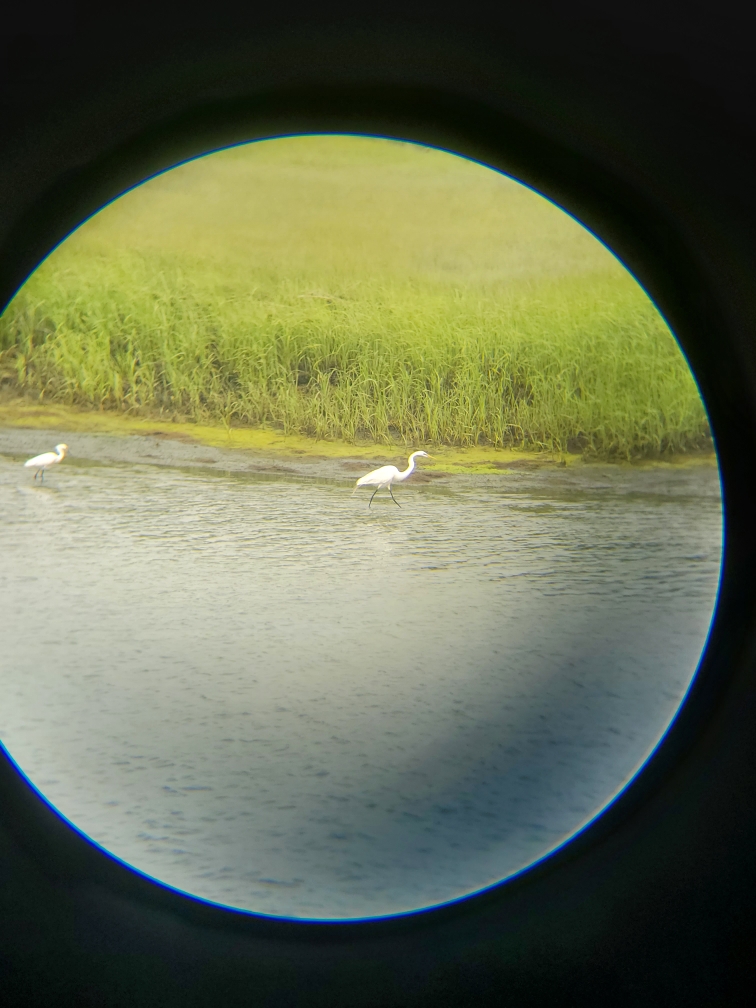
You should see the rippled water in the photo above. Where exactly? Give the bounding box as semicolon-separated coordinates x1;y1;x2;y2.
0;454;721;918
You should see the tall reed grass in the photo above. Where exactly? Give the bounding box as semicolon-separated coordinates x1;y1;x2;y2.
0;136;711;458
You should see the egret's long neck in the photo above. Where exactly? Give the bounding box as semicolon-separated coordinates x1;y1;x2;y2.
57;447;66;459
399;454;418;479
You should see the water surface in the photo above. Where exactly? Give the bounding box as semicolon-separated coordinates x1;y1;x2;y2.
0;454;721;918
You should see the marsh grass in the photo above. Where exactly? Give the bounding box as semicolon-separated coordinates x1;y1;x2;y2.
0;136;711;459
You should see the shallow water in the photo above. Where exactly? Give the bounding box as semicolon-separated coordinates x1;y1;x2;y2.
0;454;721;918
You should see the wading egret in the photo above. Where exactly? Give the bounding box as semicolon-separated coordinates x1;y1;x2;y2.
24;443;69;482
353;451;430;508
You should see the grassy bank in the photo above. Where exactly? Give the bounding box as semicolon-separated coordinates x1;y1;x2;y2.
0;135;711;460
0;396;717;475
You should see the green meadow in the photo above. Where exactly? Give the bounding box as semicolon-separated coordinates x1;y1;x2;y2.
0;135;711;459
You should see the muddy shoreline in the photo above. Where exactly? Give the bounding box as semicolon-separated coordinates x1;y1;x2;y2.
0;424;721;498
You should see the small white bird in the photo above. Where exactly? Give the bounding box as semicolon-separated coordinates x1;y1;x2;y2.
24;443;69;482
354;451;431;508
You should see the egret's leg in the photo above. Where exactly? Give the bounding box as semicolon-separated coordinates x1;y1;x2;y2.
388;484;401;507
40;469;44;483
368;487;380;508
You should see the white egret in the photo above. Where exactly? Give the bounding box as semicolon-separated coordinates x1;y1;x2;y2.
24;443;69;482
353;451;430;508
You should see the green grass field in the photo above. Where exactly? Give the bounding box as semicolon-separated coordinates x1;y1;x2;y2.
0;135;711;458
